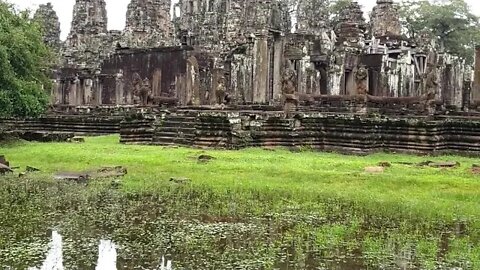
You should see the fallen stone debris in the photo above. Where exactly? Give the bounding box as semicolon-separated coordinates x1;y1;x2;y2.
93;166;128;178
54;166;127;183
68;137;86;143
418;161;460;168
378;161;392;168
198;154;216;163
170;177;191;185
0;155;9;167
0;163;13;174
0;155;12;175
26;166;41;172
18;166;42;177
54;172;90;183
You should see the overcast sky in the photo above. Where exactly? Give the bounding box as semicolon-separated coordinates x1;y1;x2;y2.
8;0;480;40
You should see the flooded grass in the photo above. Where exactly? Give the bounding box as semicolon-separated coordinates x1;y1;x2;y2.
1;135;480;269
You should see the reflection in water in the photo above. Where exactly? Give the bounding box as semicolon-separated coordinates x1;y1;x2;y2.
29;232;174;270
28;231;64;270
159;256;173;270
96;240;117;270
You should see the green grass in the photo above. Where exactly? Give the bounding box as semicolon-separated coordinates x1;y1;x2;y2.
2;135;480;269
2;135;479;224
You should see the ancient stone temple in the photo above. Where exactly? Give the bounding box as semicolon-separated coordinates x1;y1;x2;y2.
46;0;476;110
63;0;119;68
123;0;175;48
33;3;61;49
12;0;479;155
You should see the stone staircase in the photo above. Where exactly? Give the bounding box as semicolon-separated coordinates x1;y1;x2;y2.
152;112;197;146
0;116;121;136
251;117;299;149
193;115;233;149
119;118;154;144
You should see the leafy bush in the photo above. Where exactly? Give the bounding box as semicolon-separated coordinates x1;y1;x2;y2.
0;1;52;118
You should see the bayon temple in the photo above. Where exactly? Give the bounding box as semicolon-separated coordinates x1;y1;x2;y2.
4;0;480;154
33;0;476;109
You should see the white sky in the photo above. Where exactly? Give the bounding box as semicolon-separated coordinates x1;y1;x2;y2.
8;0;480;40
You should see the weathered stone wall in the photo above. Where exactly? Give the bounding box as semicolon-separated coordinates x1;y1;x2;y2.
101;46;192;105
0;115;121;136
120;109;480;155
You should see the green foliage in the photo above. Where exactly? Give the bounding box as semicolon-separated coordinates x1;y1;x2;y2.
329;0;353;19
328;0;353;28
0;1;52;118
399;0;480;64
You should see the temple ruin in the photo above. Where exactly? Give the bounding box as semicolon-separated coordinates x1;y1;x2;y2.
39;0;476;108
5;0;479;154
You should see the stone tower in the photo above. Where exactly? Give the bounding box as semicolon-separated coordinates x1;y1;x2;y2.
124;0;175;47
370;0;402;38
33;3;61;50
68;0;108;37
63;0;117;68
335;1;366;50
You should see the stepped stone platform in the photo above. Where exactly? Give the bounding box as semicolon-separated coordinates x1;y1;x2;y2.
120;109;480;155
2;104;480;155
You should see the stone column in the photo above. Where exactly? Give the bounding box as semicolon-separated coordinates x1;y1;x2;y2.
272;37;284;103
115;71;125;105
84;79;93;104
92;76;102;105
68;79;78;105
473;46;480;102
253;31;269;104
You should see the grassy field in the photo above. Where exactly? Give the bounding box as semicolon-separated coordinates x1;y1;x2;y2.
1;136;480;269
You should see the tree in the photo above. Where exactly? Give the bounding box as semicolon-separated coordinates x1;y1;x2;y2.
398;0;480;64
0;1;52;118
329;0;353;25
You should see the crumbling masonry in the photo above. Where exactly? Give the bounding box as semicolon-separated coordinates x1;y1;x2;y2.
35;0;476;109
19;0;480;154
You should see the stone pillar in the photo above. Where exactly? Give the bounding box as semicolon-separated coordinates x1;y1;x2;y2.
92;77;102;105
272;37;284;103
253;31;269;104
53;79;61;105
69;80;78;105
84;79;93;104
115;75;124;105
473;46;480;102
76;80;84;105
